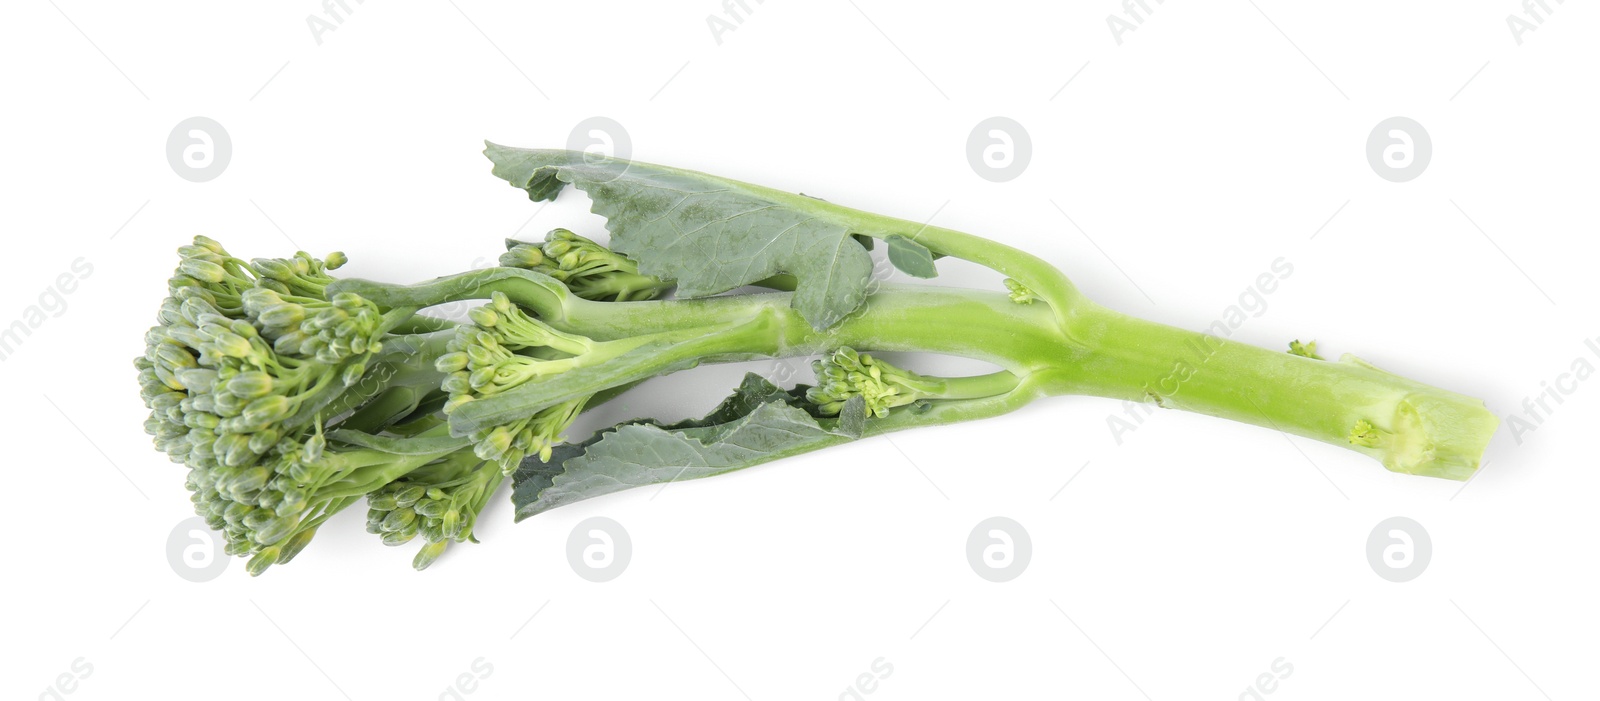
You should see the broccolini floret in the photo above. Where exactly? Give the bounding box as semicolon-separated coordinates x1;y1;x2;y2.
808;348;943;418
140;237;485;573
438;292;597;470
499;228;671;302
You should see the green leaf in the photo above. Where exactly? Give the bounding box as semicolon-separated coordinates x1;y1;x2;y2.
885;235;938;278
484;144;875;330
836;395;867;438
511;374;854;520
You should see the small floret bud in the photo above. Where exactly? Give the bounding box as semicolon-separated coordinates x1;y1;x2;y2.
242;395;292;426
381;508;417;533
468;306;499;327
499;244;545;269
247;547;280;576
226;371;275;398
275;528;317;564
191;235;227;255
382;530;417;547
258;304;305;328
395;486;427;508
251;258;297;282
435;352;469;373
340;361;367;386
413;541;449;570
179;258;227;284
303;433;326;462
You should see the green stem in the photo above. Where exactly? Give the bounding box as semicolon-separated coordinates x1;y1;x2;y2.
728;179;1082;328
922;370;1021;400
448;315;784;435
564;284;1066;374
317;449;462;500
862;370;1059;438
391;314;457;334
329;269;571;323
334;386;425;434
1052;303;1497;479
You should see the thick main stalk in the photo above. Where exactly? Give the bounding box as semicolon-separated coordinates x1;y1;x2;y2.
1057;303;1497;479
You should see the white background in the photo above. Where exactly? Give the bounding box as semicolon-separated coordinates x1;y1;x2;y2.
3;2;1596;700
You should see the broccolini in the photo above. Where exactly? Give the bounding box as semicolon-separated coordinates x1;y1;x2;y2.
136;146;1498;574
